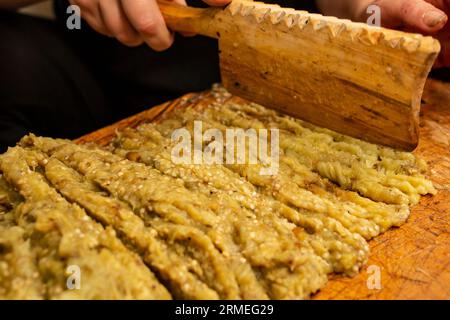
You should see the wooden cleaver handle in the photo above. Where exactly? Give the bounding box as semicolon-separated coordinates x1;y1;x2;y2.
158;1;223;39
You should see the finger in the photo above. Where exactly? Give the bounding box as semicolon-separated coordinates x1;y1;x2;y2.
167;0;196;36
171;0;187;5
201;0;231;6
121;0;173;51
99;0;143;47
373;0;447;33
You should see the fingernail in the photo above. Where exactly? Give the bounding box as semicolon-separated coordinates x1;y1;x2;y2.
423;11;447;28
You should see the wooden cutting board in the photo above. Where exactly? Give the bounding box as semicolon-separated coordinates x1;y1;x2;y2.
76;78;450;300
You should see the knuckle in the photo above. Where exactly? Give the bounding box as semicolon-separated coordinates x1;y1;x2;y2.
399;0;414;15
135;18;159;36
151;38;173;51
116;33;142;47
73;0;90;10
73;2;94;17
372;0;383;7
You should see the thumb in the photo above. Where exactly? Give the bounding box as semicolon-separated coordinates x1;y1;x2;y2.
361;0;448;33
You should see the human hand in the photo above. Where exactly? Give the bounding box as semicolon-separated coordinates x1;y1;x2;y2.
69;0;230;51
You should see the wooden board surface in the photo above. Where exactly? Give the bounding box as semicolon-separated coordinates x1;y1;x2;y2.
76;79;450;300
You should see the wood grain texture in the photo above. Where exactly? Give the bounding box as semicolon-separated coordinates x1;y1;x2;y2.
218;1;439;151
76;78;450;300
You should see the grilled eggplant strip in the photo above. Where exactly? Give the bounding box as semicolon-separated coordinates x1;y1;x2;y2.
27;136;329;299
114;132;334;297
114;124;369;274
210;102;436;204
43;158;221;300
0;147;171;300
189;103;409;206
56;151;242;300
114;134;364;283
0;177;41;300
25;137;241;299
0;176;23;229
281;156;410;231
0;176;23;214
222;162;368;274
150;220;267;299
164;105;412;236
237;102;428;175
55;141;327;299
114;127;361;270
22;136;218;227
147;115;369;274
0;225;45;299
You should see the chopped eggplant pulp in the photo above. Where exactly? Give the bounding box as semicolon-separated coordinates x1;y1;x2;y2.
0;88;435;299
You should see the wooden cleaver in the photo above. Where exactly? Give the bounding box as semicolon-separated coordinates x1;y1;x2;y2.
159;0;440;150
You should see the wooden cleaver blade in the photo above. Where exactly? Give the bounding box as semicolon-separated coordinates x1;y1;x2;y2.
159;0;441;151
